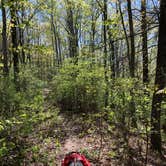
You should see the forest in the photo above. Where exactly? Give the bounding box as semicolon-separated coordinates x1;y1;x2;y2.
0;0;166;165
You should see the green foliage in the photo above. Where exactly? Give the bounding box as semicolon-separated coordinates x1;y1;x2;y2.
0;77;18;116
18;67;44;111
50;60;106;112
80;148;98;160
109;78;153;130
0;67;46;162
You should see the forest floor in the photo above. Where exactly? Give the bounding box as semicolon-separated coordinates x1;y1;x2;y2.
20;89;166;166
22;111;166;166
22;111;113;165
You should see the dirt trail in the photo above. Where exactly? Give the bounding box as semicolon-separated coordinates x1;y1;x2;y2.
56;136;90;165
55;114;97;165
54;112;113;166
43;88;112;165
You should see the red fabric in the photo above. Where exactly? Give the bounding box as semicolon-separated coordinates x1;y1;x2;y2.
62;152;91;166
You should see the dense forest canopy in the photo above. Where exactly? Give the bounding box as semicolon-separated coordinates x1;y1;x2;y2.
0;0;166;165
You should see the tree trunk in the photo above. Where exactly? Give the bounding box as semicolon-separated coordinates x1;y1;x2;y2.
113;3;119;78
51;16;59;65
10;0;19;89
118;0;130;76
57;33;62;65
141;0;148;83
90;1;100;62
151;0;166;153
127;0;137;127
66;0;78;61
127;0;135;78
50;0;62;66
20;5;26;64
26;27;31;64
1;0;9;75
90;15;95;55
103;0;108;107
108;33;115;78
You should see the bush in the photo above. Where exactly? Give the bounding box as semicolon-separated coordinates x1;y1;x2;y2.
109;78;152;129
0;67;46;163
50;60;106;112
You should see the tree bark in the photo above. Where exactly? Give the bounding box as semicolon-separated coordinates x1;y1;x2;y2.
1;0;9;75
127;0;135;78
90;15;96;55
141;0;148;83
10;0;19;88
108;33;115;78
65;0;78;61
19;5;26;64
151;0;166;153
118;0;130;77
50;0;62;66
103;0;108;107
127;0;137;127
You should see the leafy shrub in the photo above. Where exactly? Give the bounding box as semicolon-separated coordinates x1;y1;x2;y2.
50;60;106;112
109;78;152;129
0;67;46;163
0;77;18;116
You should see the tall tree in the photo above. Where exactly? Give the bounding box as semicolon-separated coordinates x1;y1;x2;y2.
65;0;78;60
109;2;119;78
103;0;108;107
108;32;115;78
50;0;62;66
90;0;100;55
127;0;137;127
1;0;9;75
18;4;26;64
141;0;148;83
127;0;135;78
10;0;19;88
118;0;130;77
151;0;166;153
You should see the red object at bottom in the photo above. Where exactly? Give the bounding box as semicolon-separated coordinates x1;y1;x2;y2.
62;152;91;166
